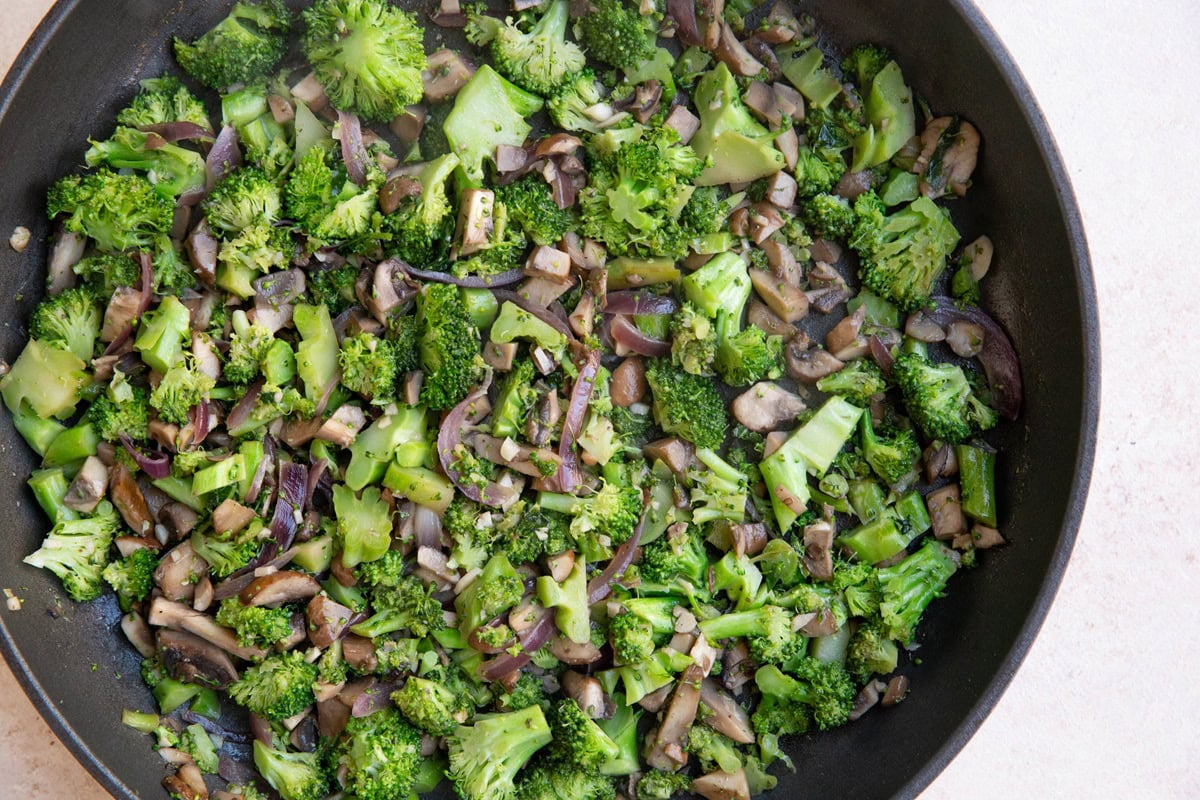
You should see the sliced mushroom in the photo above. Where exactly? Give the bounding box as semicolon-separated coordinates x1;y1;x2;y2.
342;635;378;673
316;404;367;447
63;456;109;514
747;298;796;340
963;235;994;281
849;679;884;721
689;633;720;677
157;628;239;689
905;310;946;342
163;765;209;800
379;174;422;215
101;287;143;342
422;49;475;102
774;125;799;171
611;358;647;408
525;245;571;281
240;571;323;608
122;611;158;659
747;202;785;245
727;523;769;558
802;519;834;581
193;576;214;613
560;670;609;718
637;684;675;713
927;485;967;540
291;72;329;111
731;382;805;433
455;189;495;256
389;106;426;149
692;764;751;800
972;524;1005;550
946;320;985;358
920;118;980;198
923;440;959;482
148;596;266;661
749;269;808;323
533;133;583;159
742;82;780;127
545;551;576;583
466;431;561;478
549;635;602;665
699;679;755;744
483;341;518;371
825;304;869;360
159;502;200;541
881;675;909;707
317;696;352;740
184;219;219;290
722;640;755;693
155;541;207;602
785;341;844;383
798;606;838;637
526;391;561;448
645;667;703;770
643;437;695;478
664;106;701;144
714;22;764;77
212;498;255;536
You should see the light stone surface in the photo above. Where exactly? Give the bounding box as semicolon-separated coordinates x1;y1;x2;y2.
2;0;1198;798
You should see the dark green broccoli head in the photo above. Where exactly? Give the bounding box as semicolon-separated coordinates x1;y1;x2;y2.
816;359;889;407
72;252;140;296
851;195;962;312
500;508;571;565
608;612;655;664
801;192;856;241
101;547;158;612
496;175;576;247
382;154;459;269
334;707;424;800
215;597;295;649
339;333;400;404
574;0;654;70
30;287;102;363
546;69;606;134
495;671;548;712
645;360;727;449
795;146;847;198
302;0;428;121
447;705;553;800
47;169;174;253
670;302;717;376
859;414;921;485
639;523;709;586
893;350;997;443
416;282;484;410
23;505;121;603
753;659;856;732
547;698;621;770
517;759;616;800
877;540;958;643
846;623;900;683
174;0;291;90
229;651;318;720
307;264;361;316
203;168;281;235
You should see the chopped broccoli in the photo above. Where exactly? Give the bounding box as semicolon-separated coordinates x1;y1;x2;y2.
215;597;294;649
670;302;717;376
876;539;958;643
547;69;622;134
816;359;888;407
293;303;341;404
490;359;538;440
332;483;395;569
302;0;428;121
307;264;361;316
466;0;585;96
496;175;575;246
229;651;318;720
892;350;998;443
859;414;920;485
29;287;102;363
85;126;206;199
332;707;423;800
547;697;621;770
151;359;215;426
636;770;691;800
518;759;616;800
686;725;744;774
794;146;846;198
72;252;139;296
801;192;856;241
252;739;329;800
224;310;274;385
47;169;173;253
202;168;281;235
444;64;545;186
416;282;484;410
687;448;748;524
101;547;157;612
443;495;491;571
446;705;553;800
501;508;571;565
699;605;795;664
753;659;855;733
353;572;446;639
690;63;784;186
339;333;400;404
117;75;211;131
851;194;961;311
574;0;654;70
174;0;290;90
539;481;642;556
454;552;523;637
286;146;383;250
639;522;710;591
383;153;459;268
845;623;899;683
842;44;894;89
24;503;120;603
0;339;89;421
644;360;727;449
608;612;655;664
393;676;466;735
191;525;262;578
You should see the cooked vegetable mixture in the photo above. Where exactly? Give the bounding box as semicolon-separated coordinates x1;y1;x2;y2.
1;0;1023;798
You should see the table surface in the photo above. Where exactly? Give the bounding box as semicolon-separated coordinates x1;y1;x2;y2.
2;0;1198;797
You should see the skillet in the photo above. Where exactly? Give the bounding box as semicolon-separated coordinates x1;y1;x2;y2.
0;1;1098;797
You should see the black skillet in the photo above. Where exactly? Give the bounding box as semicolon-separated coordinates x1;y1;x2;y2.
0;1;1098;797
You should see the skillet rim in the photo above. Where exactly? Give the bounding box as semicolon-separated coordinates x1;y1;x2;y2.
0;1;1099;798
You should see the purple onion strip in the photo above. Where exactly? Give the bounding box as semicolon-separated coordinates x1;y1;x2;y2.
118;435;171;480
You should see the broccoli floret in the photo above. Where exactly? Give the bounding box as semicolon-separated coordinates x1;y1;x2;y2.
302;0;427;121
454;553;523;637
154;234;199;294
174;0;290;90
117;75;210;131
382;153;459;268
801;193;856;241
610;405;656;449
816;359;888;407
517;759;616;800
443;496;491;571
203;168;281;235
393;676;465;736
416;282;484;410
490;302;568;361
72;252;140;296
687;448;748;524
805;105;865;160
547;697;621;770
876;540;958;643
444;65;544;186
229;651;318;720
333;707;423;800
307;265;361;316
46;169;173;253
490;359;538;440
608;612;654;664
539;482;643;555
215;597;294;649
285;147;382;249
218;224;290;297
639;523;710;592
353;574;447;639
85;127;207;199
794;146;846;198
339;333;400;404
686;725;744;774
690;63;784;185
151;359;215;425
87;381;150;446
446;705;553;800
644;360;727;449
495;671;547;712
191;526;262;577
753;659;855;733
101;547;158;612
332;483;395;569
574;0;654;70
845;623;899;683
496;175;575;247
501;508;571;565
547;69;620;134
467;0;585;96
851;194;961;311
842;44;894;89
635;770;691;800
670;302;717;376
23;503;119;602
29;287;102;363
892;350;998;443
699;604;795;661
680;251;749;318
714;314;783;388
223;310;274;385
252;740;329;800
580;125;706;260
354;548;406;590
859;414;920;486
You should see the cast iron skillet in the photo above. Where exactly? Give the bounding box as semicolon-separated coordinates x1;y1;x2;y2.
0;1;1098;798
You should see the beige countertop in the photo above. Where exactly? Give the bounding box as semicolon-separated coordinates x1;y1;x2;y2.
2;0;1197;798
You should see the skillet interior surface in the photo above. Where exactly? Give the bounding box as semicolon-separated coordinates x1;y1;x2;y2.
0;1;1097;798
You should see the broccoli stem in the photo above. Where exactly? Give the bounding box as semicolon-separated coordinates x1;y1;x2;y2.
956;444;997;527
847;478;886;523
28;468;77;523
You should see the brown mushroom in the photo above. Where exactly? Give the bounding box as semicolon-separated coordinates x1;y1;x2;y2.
611;358;647;407
466;431;562;478
518;275;573;307
802;519;834;581
731;382;805;433
155;541;207;602
379;174;422;215
742;82;780;127
525;245;572;281
749;268;808;323
643;437;695;478
637;684;675;713
797;606;839;637
727;523;769;558
759;239;801;286
849;679;885;721
158;629;239;689
560;671;610;718
342;636;378;673
881;675;909;707
664;106;701;144
785;341;844;383
545;551;576;583
946;319;985;358
923;440;959;482
241;571;323;608
291;72;329;111
774;125;799;170
111;463;155;541
962;235;994;280
212;498;255;536
184;220;219;291
549;635;602;665
526;391;561;448
494;144;529;174
63;456;109;514
389;106;426;149
905;310;946;342
722;640;756;693
159;502;200;541
693;769;750;800
363;259;417;325
148;597;266;661
927;485;967;540
483;341;518;371
713;22;764;76
193;576;214;613
307;595;355;648
825;304;869;360
972;524;1005;550
747;202;785;245
422;49;475;102
645;667;703;770
699;679;755;743
747;299;796;340
122;611;158;659
317;696;352;740
455;189;496;256
317;404;367;447
163;765;209;800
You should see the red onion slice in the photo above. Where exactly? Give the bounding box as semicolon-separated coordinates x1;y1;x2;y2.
244;434;274;506
337;110;370;187
351;681;399;717
610;315;671;358
189;401;213;446
556;349;601;492
479;609;555;681
603;290;680;316
138;122;214;143
869;334;895;376
225;379;264;434
104;253;155;356
587;513;646;604
205;126;241;191
180;710;251;743
668;0;702;46
269;462;309;554
401;263;526;288
217;755;258;785
437;375;521;508
304;458;329;509
118;435;171;480
927;297;1023;420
